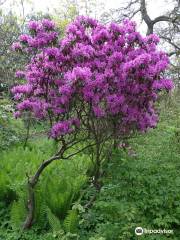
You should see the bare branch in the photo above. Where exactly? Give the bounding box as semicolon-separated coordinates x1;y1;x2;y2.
124;0;139;10
169;51;180;57
62;143;96;160
152;15;171;24
160;35;180;51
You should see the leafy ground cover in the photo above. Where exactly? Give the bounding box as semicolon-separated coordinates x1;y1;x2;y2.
80;114;180;240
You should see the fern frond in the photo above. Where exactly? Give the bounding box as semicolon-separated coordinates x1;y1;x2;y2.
10;198;27;230
46;207;63;233
63;209;79;233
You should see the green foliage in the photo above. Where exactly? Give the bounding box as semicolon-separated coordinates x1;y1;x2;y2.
45;174;75;219
46;207;79;238
0;99;24;150
42;155;89;228
10;198;27;229
63;210;79;233
0;136;91;236
10;184;47;229
46;207;63;233
0;201;10;229
79;102;180;239
0;172;14;203
0;10;28;89
0;139;54;208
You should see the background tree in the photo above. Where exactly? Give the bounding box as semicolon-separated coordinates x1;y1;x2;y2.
0;11;22;93
101;0;180;87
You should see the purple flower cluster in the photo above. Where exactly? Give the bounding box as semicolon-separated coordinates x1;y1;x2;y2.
51;120;72;138
15;99;48;119
12;84;32;100
12;42;22;51
15;70;25;79
12;16;173;138
12;19;58;51
153;78;173;90
51;118;80;138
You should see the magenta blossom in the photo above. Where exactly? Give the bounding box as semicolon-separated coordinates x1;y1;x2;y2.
12;42;22;51
11;16;173;139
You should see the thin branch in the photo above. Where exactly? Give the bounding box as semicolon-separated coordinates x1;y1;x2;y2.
123;0;139;10
31;155;62;186
152;15;171;24
130;8;141;19
169;51;180;57
160;35;180;51
62;143;96;160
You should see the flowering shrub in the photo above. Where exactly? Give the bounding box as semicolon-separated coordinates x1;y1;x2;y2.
11;16;173;229
12;16;173;140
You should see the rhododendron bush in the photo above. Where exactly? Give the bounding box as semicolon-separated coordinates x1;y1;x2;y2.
11;16;173;229
12;16;173;136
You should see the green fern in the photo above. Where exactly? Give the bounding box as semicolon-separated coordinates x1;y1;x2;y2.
10;183;48;229
34;186;47;228
63;209;79;234
72;175;86;199
0;172;15;202
44;172;75;219
10;198;27;230
1;140;91;233
46;207;63;234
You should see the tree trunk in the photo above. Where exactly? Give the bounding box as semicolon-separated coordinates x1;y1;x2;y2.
93;161;101;191
22;181;35;229
93;142;102;191
22;155;62;229
22;139;98;229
